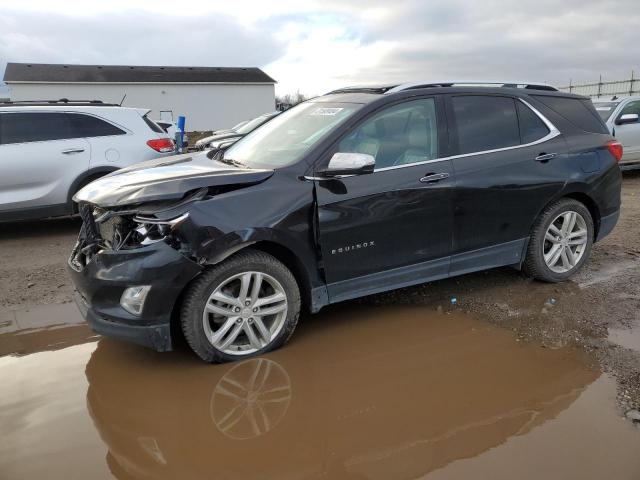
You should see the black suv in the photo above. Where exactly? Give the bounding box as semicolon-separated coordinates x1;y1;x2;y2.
69;82;622;363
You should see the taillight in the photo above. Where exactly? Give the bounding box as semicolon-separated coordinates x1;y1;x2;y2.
606;140;623;163
146;138;175;153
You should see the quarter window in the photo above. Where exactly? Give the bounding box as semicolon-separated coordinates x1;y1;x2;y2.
452;96;520;154
337;98;438;169
531;95;608;134
517;101;550;143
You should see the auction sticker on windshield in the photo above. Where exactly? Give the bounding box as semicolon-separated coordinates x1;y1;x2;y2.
310;107;344;116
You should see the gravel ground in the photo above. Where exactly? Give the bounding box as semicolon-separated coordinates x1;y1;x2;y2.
1;171;639;415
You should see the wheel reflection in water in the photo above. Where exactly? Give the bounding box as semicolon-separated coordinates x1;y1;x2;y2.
210;358;292;440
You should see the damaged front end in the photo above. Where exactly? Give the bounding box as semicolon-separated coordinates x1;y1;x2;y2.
69;188;205;272
66;152;279;351
67;189;212;352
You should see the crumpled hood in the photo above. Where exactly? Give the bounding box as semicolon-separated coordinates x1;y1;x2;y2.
74;152;274;208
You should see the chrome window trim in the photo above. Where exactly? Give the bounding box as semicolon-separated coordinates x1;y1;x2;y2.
373;98;560;172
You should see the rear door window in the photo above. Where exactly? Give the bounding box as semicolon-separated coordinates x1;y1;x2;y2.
0;112;76;145
67;113;126;137
451;96;520;154
532;95;608;134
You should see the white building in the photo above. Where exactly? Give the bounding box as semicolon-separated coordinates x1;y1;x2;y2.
3;63;276;131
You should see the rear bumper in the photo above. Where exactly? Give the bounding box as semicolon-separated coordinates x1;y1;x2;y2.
68;240;202;351
596;209;620;242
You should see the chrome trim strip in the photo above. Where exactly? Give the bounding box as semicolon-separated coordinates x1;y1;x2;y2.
373;98;560;172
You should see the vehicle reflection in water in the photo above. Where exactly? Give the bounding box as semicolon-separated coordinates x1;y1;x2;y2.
85;305;602;479
0;302;97;357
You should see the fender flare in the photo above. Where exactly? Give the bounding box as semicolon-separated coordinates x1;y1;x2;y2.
528;183;601;240
195;228;326;312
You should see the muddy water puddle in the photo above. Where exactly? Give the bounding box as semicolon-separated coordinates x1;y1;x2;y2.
1;304;639;479
0;302;96;356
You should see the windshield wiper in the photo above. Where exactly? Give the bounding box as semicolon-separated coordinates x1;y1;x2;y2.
218;156;246;168
207;149;245;168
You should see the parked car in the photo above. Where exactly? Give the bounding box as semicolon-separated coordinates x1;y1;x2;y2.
155;120;188;148
0;100;175;222
592;96;640;170
69;82;622;363
194;112;279;150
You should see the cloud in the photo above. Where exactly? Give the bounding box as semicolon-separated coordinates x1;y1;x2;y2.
1;0;639;97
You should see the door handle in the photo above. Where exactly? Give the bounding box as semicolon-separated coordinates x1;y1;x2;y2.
534;152;557;162
61;148;85;155
419;172;450;183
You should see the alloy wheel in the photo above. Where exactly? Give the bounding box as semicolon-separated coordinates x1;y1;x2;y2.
202;271;288;355
543;211;588;273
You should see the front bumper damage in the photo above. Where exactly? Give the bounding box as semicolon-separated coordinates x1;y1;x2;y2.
68;205;202;351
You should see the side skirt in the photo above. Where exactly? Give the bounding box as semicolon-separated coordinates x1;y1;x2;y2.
324;238;528;306
0;203;72;223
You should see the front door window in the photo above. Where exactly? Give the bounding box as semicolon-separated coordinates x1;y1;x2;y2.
337;98;438;169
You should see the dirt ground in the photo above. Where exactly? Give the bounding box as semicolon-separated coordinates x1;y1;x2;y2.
1;172;639;416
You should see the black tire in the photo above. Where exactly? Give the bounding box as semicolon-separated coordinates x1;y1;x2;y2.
180;249;301;363
523;198;594;282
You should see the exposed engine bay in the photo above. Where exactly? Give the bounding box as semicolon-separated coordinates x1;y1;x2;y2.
68;188;208;271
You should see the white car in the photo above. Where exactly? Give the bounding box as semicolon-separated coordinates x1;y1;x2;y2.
0;101;176;221
593;96;640;170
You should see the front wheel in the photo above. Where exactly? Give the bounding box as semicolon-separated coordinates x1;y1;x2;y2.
523;199;594;282
181;250;301;363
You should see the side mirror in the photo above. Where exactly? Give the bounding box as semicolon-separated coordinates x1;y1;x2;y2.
318;152;375;177
616;113;639;125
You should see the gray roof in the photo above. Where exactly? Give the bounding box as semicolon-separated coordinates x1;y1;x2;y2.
3;62;276;84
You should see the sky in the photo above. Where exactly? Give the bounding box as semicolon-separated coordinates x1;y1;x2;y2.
0;0;639;97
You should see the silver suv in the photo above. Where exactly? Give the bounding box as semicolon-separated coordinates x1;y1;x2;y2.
0;100;175;222
593;96;640;170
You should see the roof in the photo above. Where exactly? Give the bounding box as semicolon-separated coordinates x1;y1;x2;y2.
316;85;585;106
3;63;276;84
326;81;558;95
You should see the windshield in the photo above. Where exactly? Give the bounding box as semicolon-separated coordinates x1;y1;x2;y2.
593;101;619;121
236;114;274;134
223;102;362;169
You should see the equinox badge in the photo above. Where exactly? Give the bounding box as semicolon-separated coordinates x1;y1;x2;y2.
331;241;375;255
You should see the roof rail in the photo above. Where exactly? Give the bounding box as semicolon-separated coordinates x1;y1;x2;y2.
385;81;558;93
0;98;118;106
324;85;401;95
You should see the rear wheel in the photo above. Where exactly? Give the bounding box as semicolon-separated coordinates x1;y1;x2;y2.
523;199;594;282
181;250;301;363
